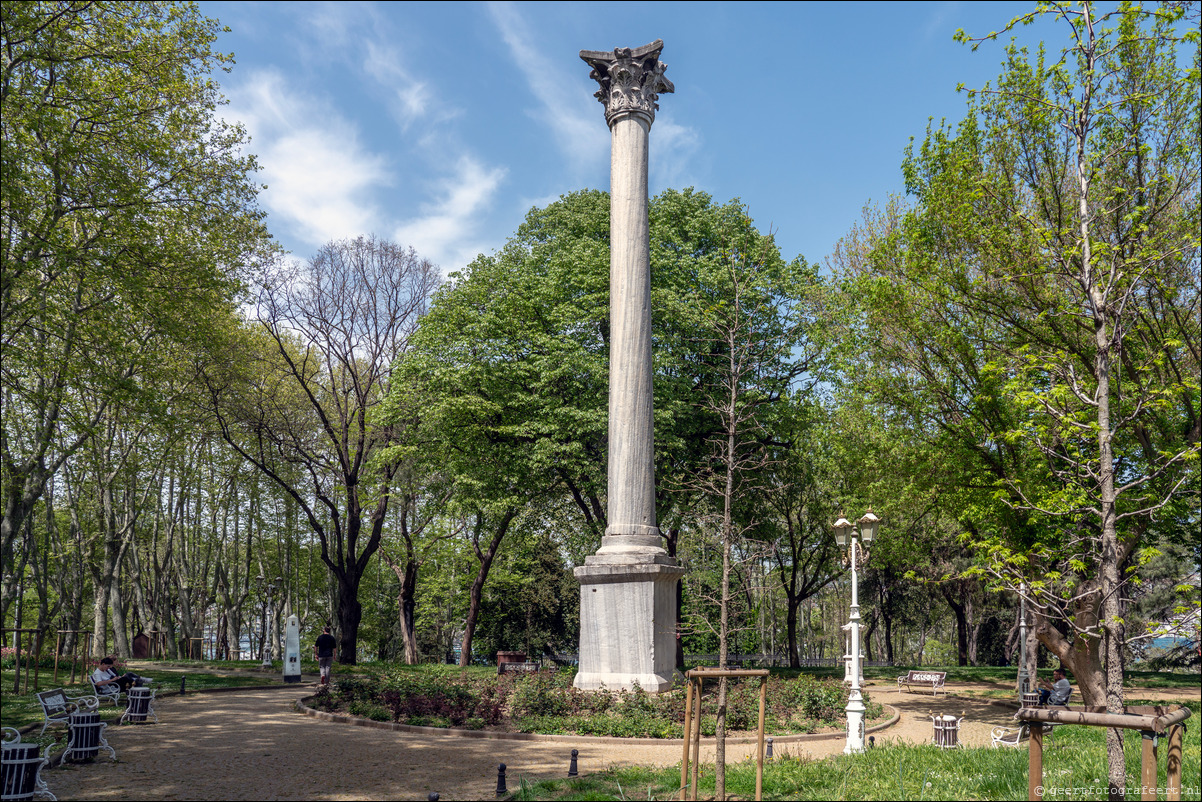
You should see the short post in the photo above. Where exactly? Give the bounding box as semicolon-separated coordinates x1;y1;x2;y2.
868;735;875;748
679;677;694;799
568;749;578;777
496;763;507;797
180;675;186;695
766;737;773;760
756;674;767;801
428;794;439;802
1140;731;1157;801
1167;723;1183;800
1028;723;1043;801
690;675;702;800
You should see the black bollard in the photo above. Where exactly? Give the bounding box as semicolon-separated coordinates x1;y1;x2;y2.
496;763;507;797
180;675;186;695
568;749;578;777
766;737;773;760
868;735;875;749
428;794;439;802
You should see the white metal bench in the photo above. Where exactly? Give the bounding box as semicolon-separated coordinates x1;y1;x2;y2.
88;676;125;708
991;725;1025;748
897;670;947;695
34;689;99;737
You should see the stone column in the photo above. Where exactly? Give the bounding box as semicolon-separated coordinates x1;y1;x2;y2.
574;40;685;693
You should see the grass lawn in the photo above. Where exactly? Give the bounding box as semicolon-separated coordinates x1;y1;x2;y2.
512;700;1201;801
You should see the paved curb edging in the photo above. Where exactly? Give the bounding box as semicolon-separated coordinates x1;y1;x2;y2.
293;697;900;745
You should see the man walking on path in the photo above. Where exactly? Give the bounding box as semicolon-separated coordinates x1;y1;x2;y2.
314;626;337;685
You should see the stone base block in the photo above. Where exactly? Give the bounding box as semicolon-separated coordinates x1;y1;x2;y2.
573;559;685;693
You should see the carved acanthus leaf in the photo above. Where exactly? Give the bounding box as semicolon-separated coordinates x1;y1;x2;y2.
579;39;674;127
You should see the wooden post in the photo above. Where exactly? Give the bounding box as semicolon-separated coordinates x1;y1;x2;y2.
11;629;20;694
23;631;33;692
755;675;766;801
1166;723;1183;801
691;676;702;801
32;630;42;692
1029;722;1043;801
680;676;694;800
1140;731;1157;801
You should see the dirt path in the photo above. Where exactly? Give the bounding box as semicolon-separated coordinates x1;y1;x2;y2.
39;680;1192;801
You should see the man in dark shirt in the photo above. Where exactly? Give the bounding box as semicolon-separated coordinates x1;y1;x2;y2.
314;626;337;686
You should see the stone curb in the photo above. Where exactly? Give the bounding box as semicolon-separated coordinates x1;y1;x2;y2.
293;697;900;746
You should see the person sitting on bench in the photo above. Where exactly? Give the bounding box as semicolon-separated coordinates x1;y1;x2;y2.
92;656;146;693
1038;667;1071;706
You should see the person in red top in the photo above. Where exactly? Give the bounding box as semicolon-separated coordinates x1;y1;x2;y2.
314;626;337;686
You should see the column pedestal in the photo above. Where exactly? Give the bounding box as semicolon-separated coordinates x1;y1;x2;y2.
574;557;686;692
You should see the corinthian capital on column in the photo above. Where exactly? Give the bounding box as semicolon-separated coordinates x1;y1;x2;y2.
579;40;674;128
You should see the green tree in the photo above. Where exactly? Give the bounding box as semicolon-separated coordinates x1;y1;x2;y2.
208;237;439;663
837;5;1197;795
1;1;269;623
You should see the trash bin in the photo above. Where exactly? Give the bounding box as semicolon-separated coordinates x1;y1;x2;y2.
123;687;155;724
1;729;48;802
931;715;961;748
66;711;102;760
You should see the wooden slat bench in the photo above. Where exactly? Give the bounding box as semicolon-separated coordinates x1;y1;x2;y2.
896;670;947;695
35;688;99;736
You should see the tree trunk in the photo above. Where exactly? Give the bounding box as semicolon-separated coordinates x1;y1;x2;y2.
459;510;514;667
396;558;419;665
785;595;800;668
940;585;970;667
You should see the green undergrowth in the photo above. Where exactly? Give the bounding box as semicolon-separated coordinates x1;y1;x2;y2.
510;701;1201;800
312;666;883;738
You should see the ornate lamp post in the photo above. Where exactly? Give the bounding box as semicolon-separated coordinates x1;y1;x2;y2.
260;577;282;669
833;509;879;754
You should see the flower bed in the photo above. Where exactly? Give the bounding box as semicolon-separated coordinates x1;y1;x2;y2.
308;666;885;738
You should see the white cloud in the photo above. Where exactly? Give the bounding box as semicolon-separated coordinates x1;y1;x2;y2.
362;39;433;126
224;69;391;250
486;2;608;174
394;157;508;276
650;114;702;191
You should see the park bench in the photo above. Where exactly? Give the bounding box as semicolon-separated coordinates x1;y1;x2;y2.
896;670;947;696
88;676;125;707
35;688;99;736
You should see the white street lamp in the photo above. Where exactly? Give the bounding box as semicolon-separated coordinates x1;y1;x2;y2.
836;509;879;755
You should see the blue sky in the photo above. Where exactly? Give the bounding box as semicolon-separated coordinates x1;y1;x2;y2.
204;1;1045;276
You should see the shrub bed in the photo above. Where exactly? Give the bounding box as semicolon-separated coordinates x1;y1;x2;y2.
316;667;884;738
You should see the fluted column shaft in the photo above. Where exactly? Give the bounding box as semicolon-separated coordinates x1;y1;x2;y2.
601;114;660;554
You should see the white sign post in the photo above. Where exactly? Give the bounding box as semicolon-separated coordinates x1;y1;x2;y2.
283;615;301;684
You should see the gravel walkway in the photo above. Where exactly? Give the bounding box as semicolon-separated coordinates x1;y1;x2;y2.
39;680;1195;801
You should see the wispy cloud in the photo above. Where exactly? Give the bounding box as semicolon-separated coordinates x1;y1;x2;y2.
651;114;702;191
393;157;507;275
363;40;431;122
225;69;391;250
486;2;608;176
